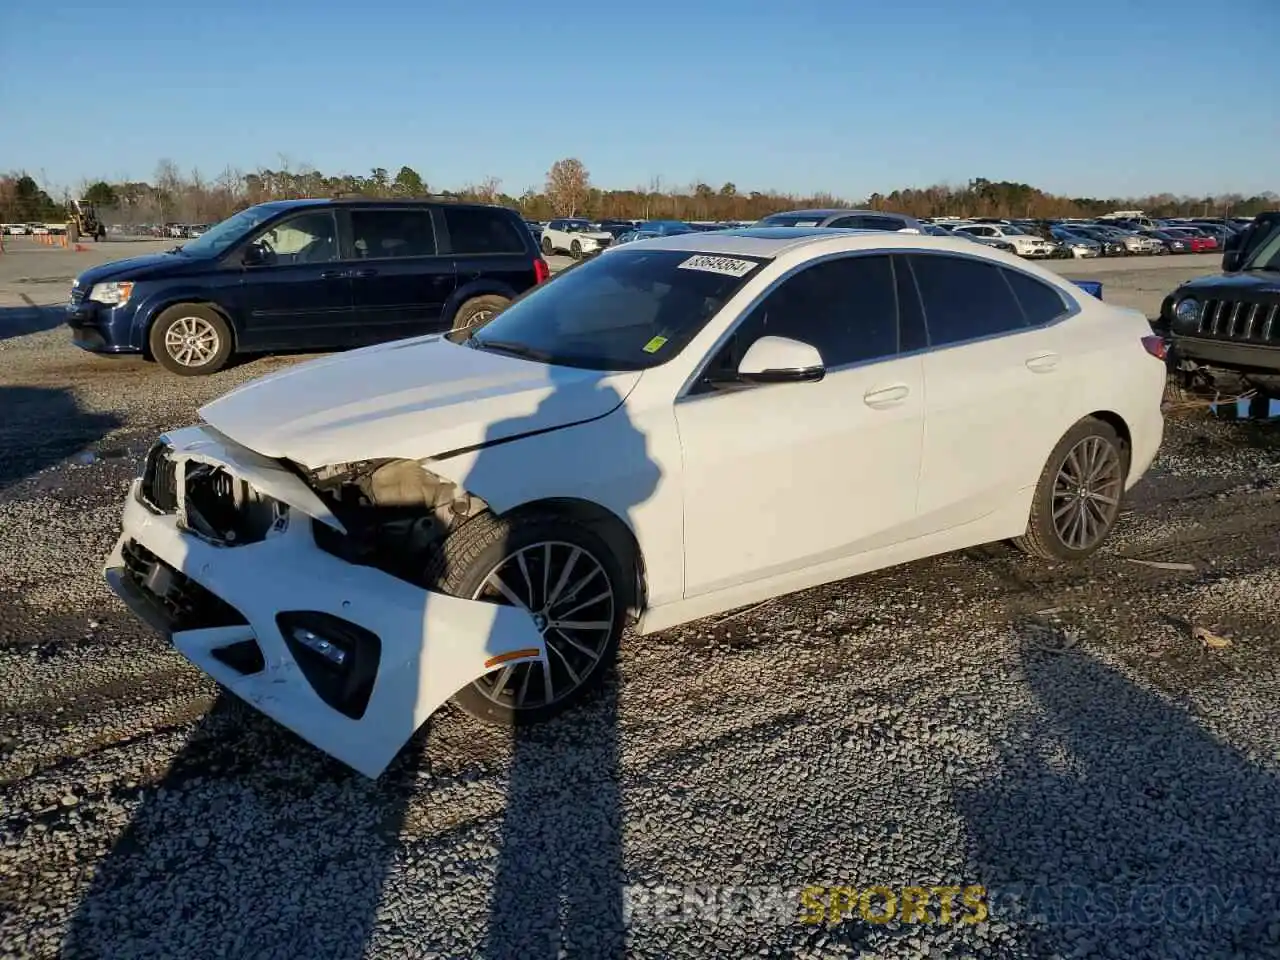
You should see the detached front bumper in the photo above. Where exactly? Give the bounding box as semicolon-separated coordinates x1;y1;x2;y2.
104;425;547;778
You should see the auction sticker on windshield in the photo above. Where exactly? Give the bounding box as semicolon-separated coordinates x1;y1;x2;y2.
678;255;758;278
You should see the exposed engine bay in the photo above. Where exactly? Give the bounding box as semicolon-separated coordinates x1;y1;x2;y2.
298;459;489;582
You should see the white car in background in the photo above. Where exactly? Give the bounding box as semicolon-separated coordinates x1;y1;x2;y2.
539;218;614;259
952;223;1058;258
104;230;1166;777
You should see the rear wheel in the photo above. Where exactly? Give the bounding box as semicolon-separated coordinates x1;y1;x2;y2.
451;294;511;332
426;512;627;727
149;304;233;376
1014;418;1128;561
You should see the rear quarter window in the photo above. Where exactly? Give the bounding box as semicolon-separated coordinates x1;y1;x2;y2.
1002;269;1070;326
444;207;528;255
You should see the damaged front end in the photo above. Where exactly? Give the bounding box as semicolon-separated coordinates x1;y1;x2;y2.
105;424;545;778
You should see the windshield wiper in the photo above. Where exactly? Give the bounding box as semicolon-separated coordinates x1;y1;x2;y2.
469;338;554;362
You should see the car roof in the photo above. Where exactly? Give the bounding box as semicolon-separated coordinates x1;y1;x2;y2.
625;227;1009;260
765;208;913;220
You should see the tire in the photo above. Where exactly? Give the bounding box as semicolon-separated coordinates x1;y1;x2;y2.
541;236;554;256
1014;417;1128;561
451;294;510;332
425;511;628;727
570;240;583;260
149;304;233;376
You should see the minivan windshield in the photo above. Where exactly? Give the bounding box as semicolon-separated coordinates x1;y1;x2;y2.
453;249;768;371
177;204;289;256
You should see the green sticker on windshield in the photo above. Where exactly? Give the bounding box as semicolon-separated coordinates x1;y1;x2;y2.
642;335;668;354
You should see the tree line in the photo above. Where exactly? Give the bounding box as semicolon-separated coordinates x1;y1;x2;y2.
2;157;1275;227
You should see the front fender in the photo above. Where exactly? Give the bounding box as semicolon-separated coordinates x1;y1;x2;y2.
131;288;233;351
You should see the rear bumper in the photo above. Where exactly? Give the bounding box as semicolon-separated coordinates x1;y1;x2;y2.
104;433;547;778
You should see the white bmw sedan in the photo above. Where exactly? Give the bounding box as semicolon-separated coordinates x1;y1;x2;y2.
105;228;1166;776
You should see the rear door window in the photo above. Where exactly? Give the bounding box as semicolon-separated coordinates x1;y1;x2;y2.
444;207;528;254
348;209;436;259
907;253;1028;346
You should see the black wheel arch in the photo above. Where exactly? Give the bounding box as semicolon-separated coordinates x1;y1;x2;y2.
491;497;646;618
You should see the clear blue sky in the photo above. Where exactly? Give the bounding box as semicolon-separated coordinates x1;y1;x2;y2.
2;0;1277;200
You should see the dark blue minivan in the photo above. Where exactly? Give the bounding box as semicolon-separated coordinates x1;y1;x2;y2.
66;198;551;375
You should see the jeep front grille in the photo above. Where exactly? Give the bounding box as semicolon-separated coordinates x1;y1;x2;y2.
1197;300;1279;344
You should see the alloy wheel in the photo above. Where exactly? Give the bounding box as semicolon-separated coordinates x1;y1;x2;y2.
164;316;221;367
469;541;615;710
1051;436;1123;550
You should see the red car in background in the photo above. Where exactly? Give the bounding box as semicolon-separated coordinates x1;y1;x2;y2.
1163;228;1216;253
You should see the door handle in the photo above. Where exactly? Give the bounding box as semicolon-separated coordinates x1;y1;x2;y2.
319;270;348;279
863;384;910;408
353;268;379;278
1025;352;1061;373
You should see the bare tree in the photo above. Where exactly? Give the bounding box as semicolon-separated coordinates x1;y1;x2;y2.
546;158;590;217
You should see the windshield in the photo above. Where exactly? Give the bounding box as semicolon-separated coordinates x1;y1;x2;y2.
178;205;283;256
1000;225;1025;235
563;221;595;233
452;249;768;371
1242;220;1280;271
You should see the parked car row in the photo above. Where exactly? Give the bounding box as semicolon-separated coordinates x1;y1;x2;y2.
2;222;68;235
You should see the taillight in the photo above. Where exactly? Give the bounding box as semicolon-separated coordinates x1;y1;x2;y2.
533;257;550;284
1141;335;1168;360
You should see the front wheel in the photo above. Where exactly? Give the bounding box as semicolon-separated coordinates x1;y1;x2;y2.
425;512;628;727
570;239;583;260
541;236;553;256
1014;418;1128;561
149;304;233;376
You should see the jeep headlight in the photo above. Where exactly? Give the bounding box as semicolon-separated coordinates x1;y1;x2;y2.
1173;298;1200;324
88;281;134;305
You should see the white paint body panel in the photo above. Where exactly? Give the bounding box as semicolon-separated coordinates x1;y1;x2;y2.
105;231;1166;776
106;452;545;780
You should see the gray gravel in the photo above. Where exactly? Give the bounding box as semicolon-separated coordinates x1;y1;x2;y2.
1;253;1278;960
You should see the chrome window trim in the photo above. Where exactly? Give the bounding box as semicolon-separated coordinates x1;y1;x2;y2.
675;247;1081;403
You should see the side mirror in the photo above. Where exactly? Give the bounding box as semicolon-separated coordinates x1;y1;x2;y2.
1221;230;1244;272
736;335;825;384
242;242;269;267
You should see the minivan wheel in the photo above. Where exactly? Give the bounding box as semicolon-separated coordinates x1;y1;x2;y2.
1015;417;1128;561
425;512;628;727
451;295;511;333
149;304;233;376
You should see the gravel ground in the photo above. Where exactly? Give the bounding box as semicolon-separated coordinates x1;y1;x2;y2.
0;250;1277;960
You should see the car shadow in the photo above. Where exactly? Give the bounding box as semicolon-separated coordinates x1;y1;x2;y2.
0;386;121;491
956;644;1280;955
63;350;659;959
0;302;67;343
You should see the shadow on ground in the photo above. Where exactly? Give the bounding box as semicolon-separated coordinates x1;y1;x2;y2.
957;645;1280;956
0;303;67;343
0;386;120;491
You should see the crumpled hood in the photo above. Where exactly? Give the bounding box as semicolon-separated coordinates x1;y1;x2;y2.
199;335;643;468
